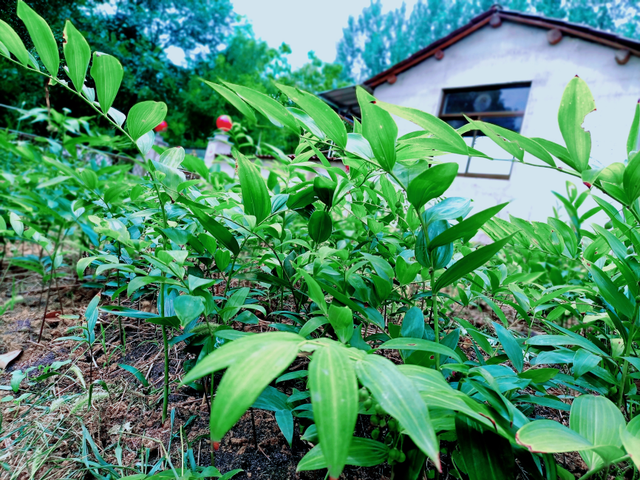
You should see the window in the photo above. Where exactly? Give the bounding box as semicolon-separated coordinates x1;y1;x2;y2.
438;82;531;179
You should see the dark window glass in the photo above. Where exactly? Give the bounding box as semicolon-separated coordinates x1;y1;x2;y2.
438;83;531;179
442;86;530;114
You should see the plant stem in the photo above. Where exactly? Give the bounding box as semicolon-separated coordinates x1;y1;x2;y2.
618;322;637;409
431;268;440;368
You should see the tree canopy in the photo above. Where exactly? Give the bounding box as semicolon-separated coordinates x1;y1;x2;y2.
337;0;640;81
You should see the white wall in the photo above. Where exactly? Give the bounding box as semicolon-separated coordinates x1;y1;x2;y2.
373;21;640;224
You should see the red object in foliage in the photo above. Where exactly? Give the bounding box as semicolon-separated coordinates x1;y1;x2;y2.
583;181;592;189
216;115;233;131
154;120;168;133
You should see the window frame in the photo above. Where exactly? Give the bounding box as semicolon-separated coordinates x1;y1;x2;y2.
438;81;531;180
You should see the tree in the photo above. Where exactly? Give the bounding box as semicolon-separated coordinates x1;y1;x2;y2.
337;0;640;81
1;0;348;151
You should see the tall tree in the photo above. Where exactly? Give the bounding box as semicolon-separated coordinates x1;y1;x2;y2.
337;0;640;81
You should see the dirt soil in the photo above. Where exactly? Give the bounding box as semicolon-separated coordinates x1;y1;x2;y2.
0;254;393;479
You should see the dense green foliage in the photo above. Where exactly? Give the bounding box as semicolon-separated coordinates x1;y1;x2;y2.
5;3;640;480
337;0;640;80
0;0;348;150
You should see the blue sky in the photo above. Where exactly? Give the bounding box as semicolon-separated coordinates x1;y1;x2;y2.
230;0;418;69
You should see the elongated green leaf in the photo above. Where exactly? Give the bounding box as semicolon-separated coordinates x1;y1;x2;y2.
517;420;594;453
309;346;358;479
526;335;608;357
624;151;640;204
464;118;524;161
297;437;389;471
181;332;300;384
622;417;640;470
356;87;397;171
455;414;515;480
429;202;508;249
127;275;179;297
328;305;353;343
223;81;298;132
235;150;270;223
572;348;600;378
627;102;640;157
373;100;467;154
533;137;576;170
589;264;635;319
378;337;462;363
407;163;458;211
492;322;523;373
299;269;327;314
189;205;240;256
209;336;302;442
17;1;59;75
434;234;514;291
62;21;90;92
558;76;595;172
570;395;625;470
127;101;167;141
276;83;347;148
91;53;123;113
0;20;29;65
356;354;440;470
203;80;256;123
118;364;149;388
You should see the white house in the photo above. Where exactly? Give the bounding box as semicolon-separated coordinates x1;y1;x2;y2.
320;6;640;222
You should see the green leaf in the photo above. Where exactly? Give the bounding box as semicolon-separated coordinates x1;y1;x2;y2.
407;163;458;211
202;80;256;123
328;305;353;343
173;295;204;326
222;81;298;132
434;234;514;292
622;417;640;470
276;83;347;148
572;348;601;378
297;437;389;471
627;101;640;157
558;76;595;172
235;150;270;224
0;20;29;66
623;151;640;204
517;419;594;453
17;0;59;76
373;100;467;154
299;269;327;314
308;211;333;244
309;346;358;479
90;53;123;113
589;264;635;319
492;322;523;373
118;364;149;388
127;276;179;297
570;394;625;471
356;354;440;470
127;101;167;141
209;335;303;443
378;337;462;363
429;202;508;249
455;414;515;480
356;87;397;172
189;205;240;256
533;137;576;170
395;257;421;285
401;306;424;339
